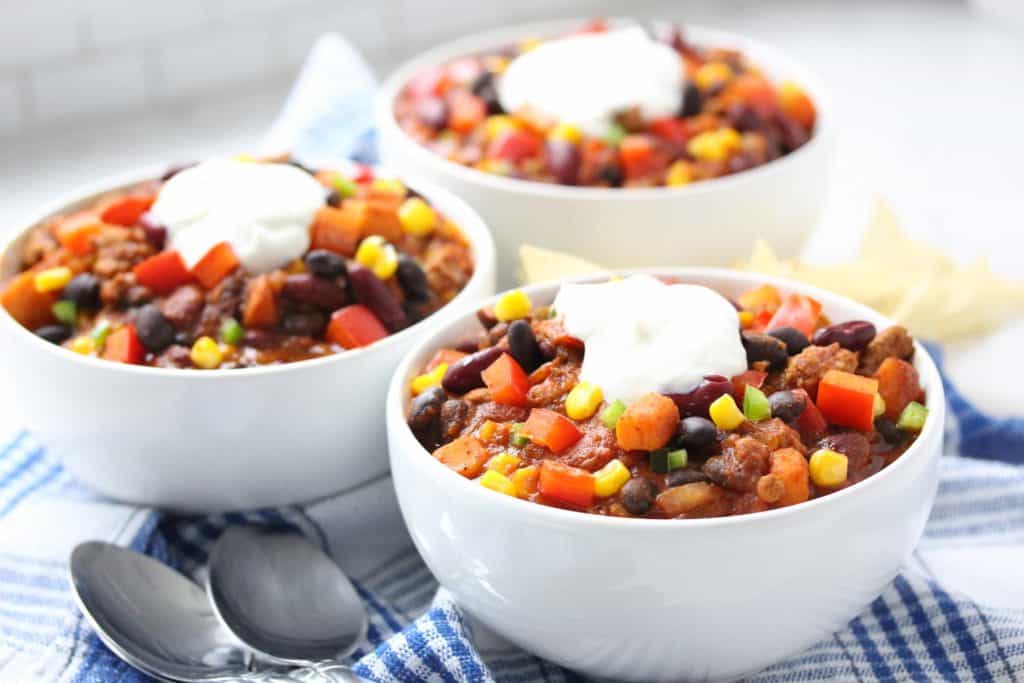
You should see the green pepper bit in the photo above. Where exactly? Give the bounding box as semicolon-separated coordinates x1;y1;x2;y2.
650;448;688;474
90;321;112;349
600;399;627;430
743;385;771;422
509;422;530;448
219;318;244;345
52;300;77;326
897;401;929;432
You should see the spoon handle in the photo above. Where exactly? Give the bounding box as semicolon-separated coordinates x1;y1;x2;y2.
245;663;365;682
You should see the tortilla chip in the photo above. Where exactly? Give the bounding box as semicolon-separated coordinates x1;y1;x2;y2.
519;244;603;285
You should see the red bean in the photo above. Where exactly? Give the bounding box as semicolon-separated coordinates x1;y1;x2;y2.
442;346;504;394
281;274;347;312
416;97;449;130
545;140;580;185
667;375;733;418
242;329;281;349
812;320;876;352
347;264;408;332
139;213;167;250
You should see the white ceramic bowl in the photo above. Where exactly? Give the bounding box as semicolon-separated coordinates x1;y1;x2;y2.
387;268;943;682
0;167;496;511
377;20;835;286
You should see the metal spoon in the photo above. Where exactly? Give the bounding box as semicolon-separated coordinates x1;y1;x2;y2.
69;541;361;682
206;526;366;681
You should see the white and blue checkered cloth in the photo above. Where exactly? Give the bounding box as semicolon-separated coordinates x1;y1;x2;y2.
1;34;1023;683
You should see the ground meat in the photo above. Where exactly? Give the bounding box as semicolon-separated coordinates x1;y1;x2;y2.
737;418;807;455
99;272;151;307
22;225;59;266
422;242;472;302
192;270;247;339
439;399;470;442
92;226;154;279
781;343;858;394
527;356;579;405
858;326;914;375
160;285;204;330
152;344;192;369
552;423;623;471
703;436;771;493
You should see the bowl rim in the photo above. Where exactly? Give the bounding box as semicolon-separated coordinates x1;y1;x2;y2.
376;17;833;202
0;163;497;380
387;266;946;530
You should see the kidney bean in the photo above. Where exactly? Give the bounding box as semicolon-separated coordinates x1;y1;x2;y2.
727;151;758;174
620;478;658;516
742;332;788;370
768;390;805;423
408;386;446;434
507;319;542;372
442;345;505;395
139;213;167;250
281;310;326;337
546;140;581;185
160;285;203;330
454;334;484;353
674;416;717;450
34;324;71;345
416;97;449;130
651;21;685;52
281;274;347;312
538;338;557;361
816;432;871;471
724;103;762;132
135;304;175;352
347;265;408;332
666;468;710;488
304;249;347;279
680;82;701;117
242;328;281;349
62;273;101;309
476;307;499;329
812;320;876;352
776;114;810;151
667;375;733;418
768;326;809;355
396;255;429;301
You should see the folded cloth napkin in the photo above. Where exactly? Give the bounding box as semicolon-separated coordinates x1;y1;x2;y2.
2;34;1024;683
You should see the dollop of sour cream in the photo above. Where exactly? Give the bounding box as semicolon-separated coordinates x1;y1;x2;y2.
497;27;685;138
552;275;747;404
149;160;327;274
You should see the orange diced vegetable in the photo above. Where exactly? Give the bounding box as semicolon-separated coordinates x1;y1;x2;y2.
523;408;582;454
1;271;57;329
100;194;155;227
615;393;680;452
765;293;822;338
481;353;531;407
310;204;366;256
326;304;388;349
448;92;486;134
55;213;103;256
102;325;145;364
737;284;781;313
618;135;667;180
779;83;816;130
132;250;193;295
721;74;778;117
243;275;279;328
731;370;767;402
538;460;594;508
875;357;923;420
768;448;809;506
191;242;240;289
433;435;490;479
426;348;467;372
363;198;405;243
816;370;879;432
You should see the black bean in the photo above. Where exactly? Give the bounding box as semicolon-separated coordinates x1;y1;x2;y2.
768;326;809;355
506;319;542;372
62;273;101;309
139;214;167;250
666;468;709;488
34;324;71;345
416;97;449;130
287;159;315;175
403;299;431;325
442;346;505;395
161;162;196;181
135;304;175;352
742;331;789;370
680;82;701;117
597;164;623;187
470;72;502;114
674;416;717;450
281;310;326;337
325;189;342;208
875;417;905;445
812;320;876;352
348;265;408;332
304;249;347;279
545;140;581;185
667;375;733;418
768;390;806;423
620;478;658;516
395;255;430;301
281;274;347;312
408;386;446;433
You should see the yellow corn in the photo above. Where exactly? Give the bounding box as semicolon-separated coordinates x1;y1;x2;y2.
190;336;223;370
484;115;521;141
397;197;437;237
809;449;848;488
737;310;755;327
34;267;72;293
548;122;582;144
373;244;399;279
475;159;513;175
511;465;539;497
687;128;742;162
873;393;886;417
479;420;498;442
594;459;631;497
486;452;521;476
372;177;406;196
518;37;542;53
232;153;256;162
70;336;96;355
709;393;745;430
355;235;386;269
411;363;447;395
666;160;695;187
694;61;733;90
480;470;517;497
494;289;532;322
483;55;509;74
565;381;604;421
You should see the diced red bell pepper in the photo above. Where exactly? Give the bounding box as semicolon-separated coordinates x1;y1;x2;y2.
649;117;689;146
538;460;594;508
487;129;541;163
102;325;145;364
326;305;388;349
426;348;467;372
351;164;374;183
618;135;668;180
191;242;240;289
731;370;767;402
100;194;156;227
793;389;827;441
55;213;103;256
481;353;531;407
765;293;822;338
575;18;608;34
132;250;194;295
447;92;486;134
816;370;878;432
523;408;582;454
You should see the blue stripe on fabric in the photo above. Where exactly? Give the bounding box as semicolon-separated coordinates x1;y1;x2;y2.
0;564;67;591
402;616;459;683
871;595;925;680
893;575;959;680
848;615;893;681
0;446;45;491
0;461;62;518
356;582;404;633
926;579;991;680
158;521;208;564
0;430;28;461
430;608;484;682
372;633;422;683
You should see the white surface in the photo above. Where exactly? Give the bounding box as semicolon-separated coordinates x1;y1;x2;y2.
387;268;945;682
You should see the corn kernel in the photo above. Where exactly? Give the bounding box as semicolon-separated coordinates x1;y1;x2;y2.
494;289;532;322
809;449;848;488
487;452;522;476
873;393;886;417
475;159;513;175
70;336;96;355
411;363;447;395
565;381;604;421
232;154;256;162
34;266;73;293
483;55;509;74
355;235;386;269
548;122;582;144
484;115;521;141
398;197;437;237
594;459;631;497
738;310;755;327
511;465;539;497
190;336;223;370
694;61;733;90
479;420;498;442
666;160;695;187
709;393;746;430
480;470;517;497
687;128;742;162
373;244;399;279
519;37;542;53
372;178;406;196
